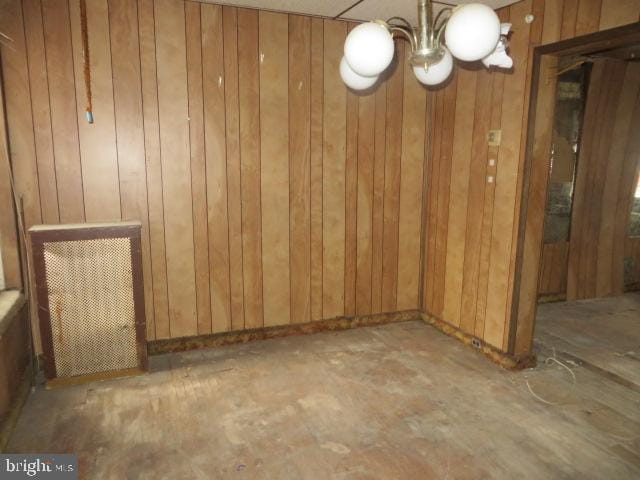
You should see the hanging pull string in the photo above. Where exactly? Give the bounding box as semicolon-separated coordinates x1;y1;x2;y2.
80;0;93;123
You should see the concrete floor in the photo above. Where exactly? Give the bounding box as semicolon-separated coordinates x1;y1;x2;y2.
7;312;640;479
536;292;640;386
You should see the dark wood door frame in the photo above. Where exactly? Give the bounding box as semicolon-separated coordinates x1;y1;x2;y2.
508;23;640;358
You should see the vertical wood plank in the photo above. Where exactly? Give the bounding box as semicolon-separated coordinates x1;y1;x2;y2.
289;15;311;325
613;66;640;294
344;29;359;318
259;11;290;327
0;0;41;232
541;0;564;45
583;63;623;298
41;0;84;223
3;0;40;349
459;69;492;334
567;61;635;300
596;64;639;297
222;6;246;331
537;244;551;295
109;0;155;339
69;0;120;222
511;54;557;354
356;91;375;315
22;0;58;224
238;8;264;329
484;0;532;348
475;90;503;337
138;0;169;339
0;72;21;289
396;50;426;312
560;0;578;39
310;18;324;321
566;63;603;300
185;1;212;335
322;19;347;319
202;3;232;333
442;68;477;326
424;88;444;312
504;0;544;351
598;0;640;30
432;74;457;317
155;0;198;338
381;42;404;313
371;80;387;314
575;0;602;35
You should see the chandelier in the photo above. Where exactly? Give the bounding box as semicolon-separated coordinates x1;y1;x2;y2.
340;0;513;90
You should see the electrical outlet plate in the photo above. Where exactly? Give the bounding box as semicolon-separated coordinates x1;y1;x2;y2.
487;129;502;146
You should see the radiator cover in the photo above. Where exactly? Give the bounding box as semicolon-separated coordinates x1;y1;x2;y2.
30;223;147;382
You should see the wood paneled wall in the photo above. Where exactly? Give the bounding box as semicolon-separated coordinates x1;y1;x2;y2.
626;237;640;290
567;59;640;300
5;0;639;357
422;0;640;351
0;68;22;292
538;241;569;297
538;60;640;301
0;0;429;348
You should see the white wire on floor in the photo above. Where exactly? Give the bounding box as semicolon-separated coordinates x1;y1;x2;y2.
525;349;577;406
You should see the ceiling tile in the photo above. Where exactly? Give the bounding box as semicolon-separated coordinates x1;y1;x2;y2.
340;0;524;24
198;0;356;18
339;1;451;25
197;0;524;23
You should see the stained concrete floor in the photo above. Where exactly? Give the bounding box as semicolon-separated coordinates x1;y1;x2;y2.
536;292;640;386
7;314;640;479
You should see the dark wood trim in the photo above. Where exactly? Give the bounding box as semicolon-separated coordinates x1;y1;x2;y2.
535;22;640;57
149;310;421;355
45;367;145;389
29;222;148;380
129;233;149;372
508;22;640;357
422;313;536;370
507;46;544;357
29;223;142;243
31;236;57;379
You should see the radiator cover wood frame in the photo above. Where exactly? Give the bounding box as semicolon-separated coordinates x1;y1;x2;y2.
30;222;148;381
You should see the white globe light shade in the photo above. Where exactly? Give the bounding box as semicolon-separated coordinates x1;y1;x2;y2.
344;22;395;77
413;48;453;86
340;57;379;91
445;3;501;62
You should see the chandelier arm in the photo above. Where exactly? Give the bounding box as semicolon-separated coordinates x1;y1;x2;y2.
386;16;413;30
433;7;452;32
387;24;417;51
435;21;447;46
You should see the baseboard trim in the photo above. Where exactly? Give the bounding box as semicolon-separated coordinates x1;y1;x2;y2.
537;293;566;304
45;367;146;390
149;310;421;355
420;313;536;370
149;309;536;370
0;364;33;452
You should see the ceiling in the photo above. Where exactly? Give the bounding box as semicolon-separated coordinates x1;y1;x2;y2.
199;0;523;24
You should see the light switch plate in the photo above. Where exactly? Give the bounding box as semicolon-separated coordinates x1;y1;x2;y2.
487;130;502;146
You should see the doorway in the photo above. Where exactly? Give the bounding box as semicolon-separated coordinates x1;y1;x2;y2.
510;23;640;365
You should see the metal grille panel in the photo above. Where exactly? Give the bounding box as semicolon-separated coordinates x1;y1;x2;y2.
43;238;138;377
